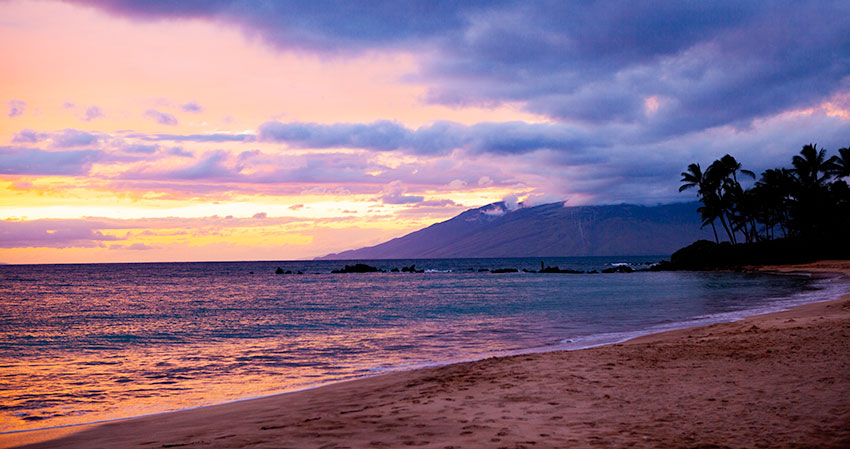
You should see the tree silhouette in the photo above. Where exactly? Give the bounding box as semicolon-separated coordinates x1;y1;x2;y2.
829;147;849;178
680;143;850;245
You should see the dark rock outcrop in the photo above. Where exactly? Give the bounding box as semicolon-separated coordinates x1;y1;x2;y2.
331;263;384;273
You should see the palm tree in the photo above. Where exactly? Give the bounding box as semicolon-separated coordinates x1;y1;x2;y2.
829;147;850;178
704;155;755;243
679;163;705;193
789;144;836;236
718;154;755;185
792;143;831;188
680;163;724;243
697;203;720;243
754;168;796;238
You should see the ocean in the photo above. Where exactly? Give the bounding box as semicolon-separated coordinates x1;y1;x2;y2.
0;257;845;435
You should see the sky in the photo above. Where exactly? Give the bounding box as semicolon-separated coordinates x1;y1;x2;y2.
2;0;850;264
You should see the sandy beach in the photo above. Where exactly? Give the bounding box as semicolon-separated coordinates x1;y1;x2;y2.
6;261;850;449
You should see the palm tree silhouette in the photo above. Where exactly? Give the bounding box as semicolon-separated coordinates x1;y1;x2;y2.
680;163;722;243
829;147;849;178
792;144;831;188
680;143;850;248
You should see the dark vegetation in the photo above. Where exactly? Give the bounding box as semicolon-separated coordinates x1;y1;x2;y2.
658;144;850;270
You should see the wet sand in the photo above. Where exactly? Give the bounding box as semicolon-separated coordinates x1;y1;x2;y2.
8;261;850;448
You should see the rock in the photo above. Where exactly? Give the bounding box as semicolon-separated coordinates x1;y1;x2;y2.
331;263;383;273
275;267;284;274
539;265;583;274
602;265;634;273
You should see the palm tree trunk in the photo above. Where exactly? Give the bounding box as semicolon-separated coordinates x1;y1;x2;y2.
710;221;719;243
718;213;735;244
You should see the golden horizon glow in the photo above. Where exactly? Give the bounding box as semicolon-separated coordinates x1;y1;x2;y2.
0;0;536;263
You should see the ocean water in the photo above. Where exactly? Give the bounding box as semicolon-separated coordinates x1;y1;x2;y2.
0;257;845;434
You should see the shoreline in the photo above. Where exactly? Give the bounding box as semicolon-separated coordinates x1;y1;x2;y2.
6;261;850;448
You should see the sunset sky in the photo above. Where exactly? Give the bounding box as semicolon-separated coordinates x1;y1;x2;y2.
2;1;849;264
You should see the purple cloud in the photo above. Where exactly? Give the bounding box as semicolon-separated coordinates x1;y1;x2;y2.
71;1;850;142
154;150;234;180
84;105;104;121
168;146;194;157
110;243;156;250
122;143;159;154
379;180;424;204
0;146;102;175
0;219;120;248
131;132;253;142
258;119;594;156
259;120;410;151
144;109;178;126
51;129;99;148
12;129;44;144
8;100;25;118
181;101;203;112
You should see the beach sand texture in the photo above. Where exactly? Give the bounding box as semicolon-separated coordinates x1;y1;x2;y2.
9;261;850;449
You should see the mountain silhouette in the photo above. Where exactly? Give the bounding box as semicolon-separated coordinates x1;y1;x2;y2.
317;201;713;259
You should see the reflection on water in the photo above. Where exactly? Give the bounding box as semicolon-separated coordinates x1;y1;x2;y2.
0;258;836;433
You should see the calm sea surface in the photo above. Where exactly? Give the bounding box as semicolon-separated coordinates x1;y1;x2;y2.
0;257;845;434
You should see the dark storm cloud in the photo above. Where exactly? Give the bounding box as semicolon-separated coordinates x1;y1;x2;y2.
70;1;850;137
55;1;850;206
71;0;491;52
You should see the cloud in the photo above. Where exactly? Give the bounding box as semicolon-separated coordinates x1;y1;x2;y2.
252;212;267;219
259;120;411;151
84;106;104;121
51;129;99;148
7;100;25;118
0;146;102;175
0;219;120;248
110;243;156;250
131;132;254;142
12;129;43;144
300;186;351;196
162;150;233;180
448;179;467;189
71;0;478;53
122;143;159;154
258;119;594;156
379;180;423;204
181;101;203;112
168;146;194;157
144;109;178;126
74;1;850;143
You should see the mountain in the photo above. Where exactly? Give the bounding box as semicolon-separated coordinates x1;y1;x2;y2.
317;201;715;259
